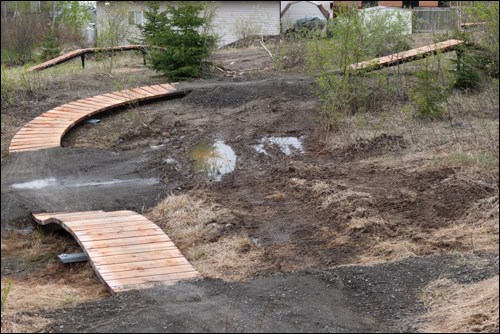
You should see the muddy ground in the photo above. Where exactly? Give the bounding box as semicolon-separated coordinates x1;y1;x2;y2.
1;46;499;333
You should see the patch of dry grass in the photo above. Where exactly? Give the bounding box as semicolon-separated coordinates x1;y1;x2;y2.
148;193;268;281
1;229;107;333
419;276;499;333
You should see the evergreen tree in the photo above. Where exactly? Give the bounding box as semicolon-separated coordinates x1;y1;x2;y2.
143;2;217;80
39;26;61;61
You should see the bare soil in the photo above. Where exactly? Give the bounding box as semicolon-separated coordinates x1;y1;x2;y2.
1;47;498;333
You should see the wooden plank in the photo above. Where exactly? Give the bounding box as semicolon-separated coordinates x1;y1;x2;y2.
9;143;60;150
75;229;165;242
74;224;161;235
159;84;174;91
64;102;99;111
95;258;192;274
100;264;196;281
48;210;136;220
102;93;130;101
71;221;159;234
72;224;163;235
16;127;68;132
10;139;60;146
11;139;59;144
86;244;178;259
53;106;96;114
82;235;171;249
33;211;104;220
131;88;154;97
105;271;201;287
139;86;161;95
67;220;150;232
91;96;127;105
62;215;148;226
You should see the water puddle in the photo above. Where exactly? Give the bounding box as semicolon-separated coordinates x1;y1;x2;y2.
11;177;58;189
189;139;237;181
254;136;304;156
11;177;158;190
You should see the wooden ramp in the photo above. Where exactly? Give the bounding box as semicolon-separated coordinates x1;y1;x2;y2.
27;45;147;72
349;39;463;72
32;210;201;293
9;83;185;153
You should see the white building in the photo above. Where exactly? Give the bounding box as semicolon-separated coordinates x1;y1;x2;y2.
96;1;281;47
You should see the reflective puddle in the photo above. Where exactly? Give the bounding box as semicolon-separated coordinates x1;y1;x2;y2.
11;178;158;190
189;139;236;181
11;177;58;189
254;136;304;156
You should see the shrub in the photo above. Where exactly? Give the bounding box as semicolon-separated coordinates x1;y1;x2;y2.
307;3;409;129
410;56;449;119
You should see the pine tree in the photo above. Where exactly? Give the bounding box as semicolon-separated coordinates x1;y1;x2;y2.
39;26;61;62
143;2;217;80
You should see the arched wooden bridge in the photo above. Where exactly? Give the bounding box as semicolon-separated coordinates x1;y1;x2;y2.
33;211;201;293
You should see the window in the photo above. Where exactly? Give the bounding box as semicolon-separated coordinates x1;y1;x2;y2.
403;1;419;8
128;11;143;25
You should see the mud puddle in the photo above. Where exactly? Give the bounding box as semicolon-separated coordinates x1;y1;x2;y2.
254;136;304;156
189;139;237;181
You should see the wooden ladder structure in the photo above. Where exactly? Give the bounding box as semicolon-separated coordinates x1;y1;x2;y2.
33;211;201;293
8;83;185;153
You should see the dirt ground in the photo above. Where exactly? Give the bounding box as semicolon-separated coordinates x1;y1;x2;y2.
1;44;499;333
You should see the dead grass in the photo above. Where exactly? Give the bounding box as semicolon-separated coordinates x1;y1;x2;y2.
419;276;499;333
1;229;107;333
148;193;269;281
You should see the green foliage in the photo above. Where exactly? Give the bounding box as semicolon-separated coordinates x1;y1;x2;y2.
38;27;61;62
451;49;485;90
307;4;409;128
1;279;13;311
410;57;449;119
140;1;167;45
463;2;499;78
143;2;218;80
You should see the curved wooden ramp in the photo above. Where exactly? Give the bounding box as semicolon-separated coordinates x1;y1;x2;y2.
32;210;201;293
9;83;185;153
27;45;147;72
349;39;463;72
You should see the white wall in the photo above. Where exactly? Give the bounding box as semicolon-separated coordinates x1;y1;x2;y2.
212;1;281;46
96;1;281;47
281;2;327;32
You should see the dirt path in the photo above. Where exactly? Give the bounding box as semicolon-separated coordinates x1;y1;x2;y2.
38;253;498;333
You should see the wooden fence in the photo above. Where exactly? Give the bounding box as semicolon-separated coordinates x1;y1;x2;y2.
413;7;459;33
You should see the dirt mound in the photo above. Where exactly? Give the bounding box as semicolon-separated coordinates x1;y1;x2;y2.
179;77;316;108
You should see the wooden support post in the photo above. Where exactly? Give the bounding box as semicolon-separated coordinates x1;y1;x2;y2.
142;50;147;66
81;53;85;68
456;47;464;71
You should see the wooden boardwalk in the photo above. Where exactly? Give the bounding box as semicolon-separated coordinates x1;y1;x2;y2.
349;39;463;72
32;210;201;293
9;83;185;153
27;45;147;72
